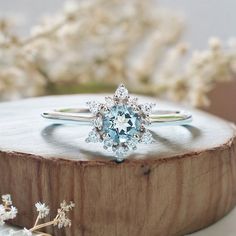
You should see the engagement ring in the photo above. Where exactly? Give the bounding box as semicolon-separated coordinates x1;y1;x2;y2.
42;84;192;161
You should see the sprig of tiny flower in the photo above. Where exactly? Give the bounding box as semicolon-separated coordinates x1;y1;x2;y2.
20;201;75;236
0;194;75;236
0;0;183;100
0;194;18;226
0;0;235;107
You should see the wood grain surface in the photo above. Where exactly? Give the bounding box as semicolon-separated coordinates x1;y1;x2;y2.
0;94;235;236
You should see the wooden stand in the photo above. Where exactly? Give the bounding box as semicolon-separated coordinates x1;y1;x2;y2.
0;94;235;236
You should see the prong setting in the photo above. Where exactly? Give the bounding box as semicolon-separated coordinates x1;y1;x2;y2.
85;84;155;161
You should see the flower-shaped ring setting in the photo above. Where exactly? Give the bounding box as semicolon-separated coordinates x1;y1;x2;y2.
42;84;192;161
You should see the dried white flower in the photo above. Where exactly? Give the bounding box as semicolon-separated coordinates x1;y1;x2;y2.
53;201;75;229
0;205;5;215
0;208;6;226
0;194;18;226
22;228;32;236
0;0;183;100
24;200;74;234
8;229;18;236
6;206;18;220
56;211;72;229
0;195;74;235
2;194;12;206
35;202;50;219
60;201;75;212
64;0;80;16
0;0;235;108
0;205;5;226
209;37;221;50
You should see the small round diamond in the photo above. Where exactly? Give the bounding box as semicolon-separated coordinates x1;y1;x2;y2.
85;129;101;143
105;96;114;108
93;116;103;129
103;136;113;149
87;101;101;114
115;146;127;162
114;84;129;99
140;103;155;114
140;131;154;144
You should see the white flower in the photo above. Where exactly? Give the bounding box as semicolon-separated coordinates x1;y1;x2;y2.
64;0;79;16
22;228;32;236
0;217;5;226
0;205;5;214
0;0;235;109
208;37;221;50
53;201;75;229
35;202;50;219
227;37;236;48
8;229;18;236
56;211;72;229
2;194;12;206
60;201;75;212
0;205;6;226
7;206;18;219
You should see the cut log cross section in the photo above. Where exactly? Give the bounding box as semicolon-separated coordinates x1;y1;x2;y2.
0;94;235;236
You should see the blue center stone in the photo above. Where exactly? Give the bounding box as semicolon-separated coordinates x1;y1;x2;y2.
103;105;141;144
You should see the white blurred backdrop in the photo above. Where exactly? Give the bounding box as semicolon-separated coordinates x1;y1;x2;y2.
0;0;235;48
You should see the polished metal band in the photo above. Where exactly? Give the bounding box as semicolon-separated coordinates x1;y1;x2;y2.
42;108;192;126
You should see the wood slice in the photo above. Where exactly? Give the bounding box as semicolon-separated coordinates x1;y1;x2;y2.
0;94;236;236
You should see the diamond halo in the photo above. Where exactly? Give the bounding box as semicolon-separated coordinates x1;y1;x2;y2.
85;84;155;162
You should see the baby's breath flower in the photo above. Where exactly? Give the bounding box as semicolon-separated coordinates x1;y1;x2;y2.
0;218;5;226
0;208;6;226
0;194;17;226
208;37;221;50
53;201;75;229
64;0;80;16
0;205;6;226
8;229;18;235
5;206;18;220
0;195;75;235
56;211;72;229
22;228;32;236
0;0;184;102
0;0;235;108
60;201;75;212
35;202;50;219
0;205;5;214
2;194;12;206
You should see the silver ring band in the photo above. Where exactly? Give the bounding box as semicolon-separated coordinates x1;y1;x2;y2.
42;108;192;126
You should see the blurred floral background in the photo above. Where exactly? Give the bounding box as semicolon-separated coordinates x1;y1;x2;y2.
0;0;236;122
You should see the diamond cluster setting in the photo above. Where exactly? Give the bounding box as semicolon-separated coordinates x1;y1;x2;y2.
86;84;155;161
